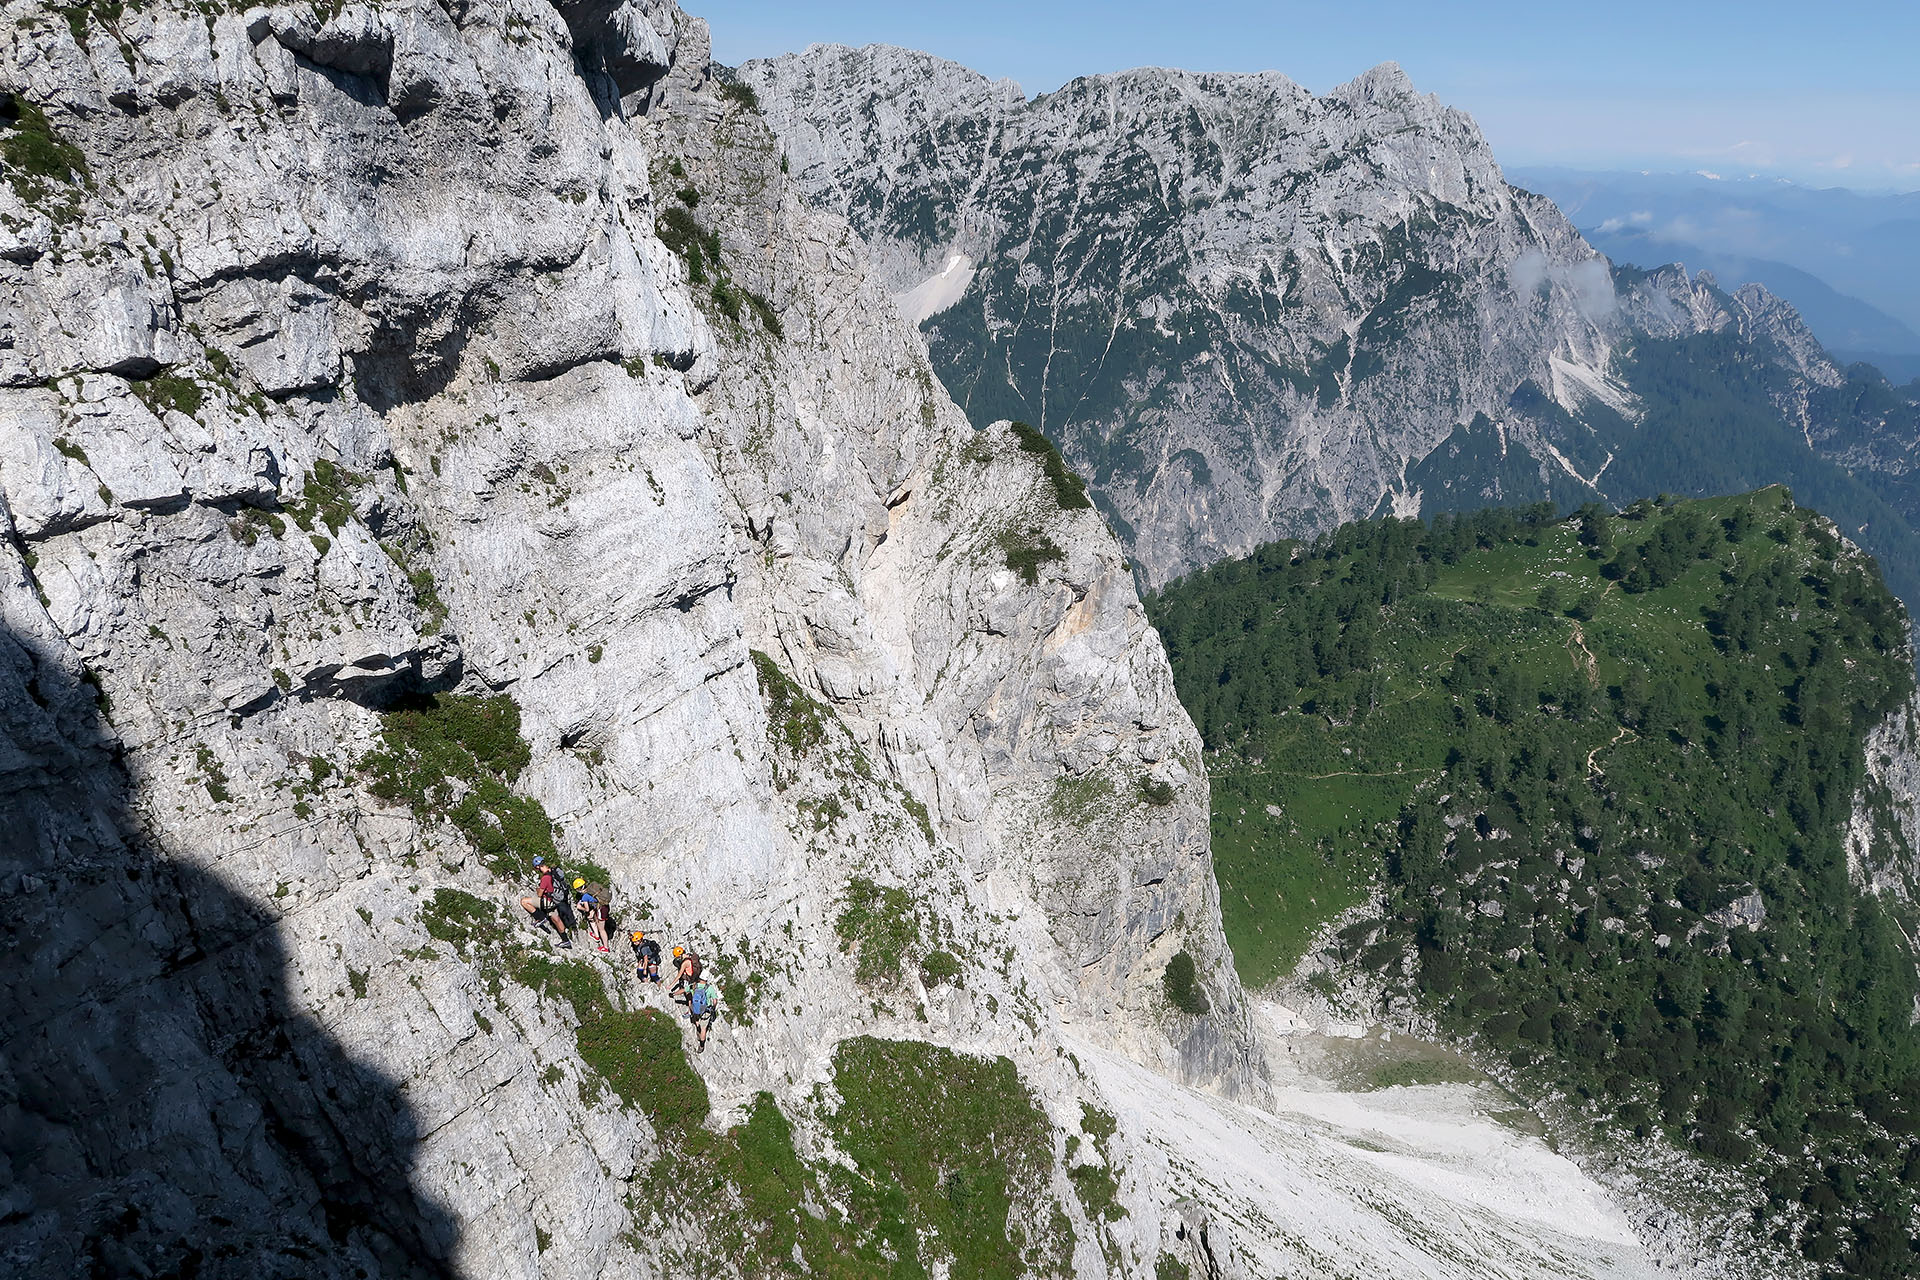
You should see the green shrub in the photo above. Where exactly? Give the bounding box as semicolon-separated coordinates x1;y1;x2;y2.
742;288;784;339
1008;420;1091;510
749;649;831;756
997;525;1065;584
719;80;761;112
835;877;923;986
919;949;962;988
195;744;229;803
1139;776;1177;806
1163;950;1209;1015
360;693;553;879
656;204;719;284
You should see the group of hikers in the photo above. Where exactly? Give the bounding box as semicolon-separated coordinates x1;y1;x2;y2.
517;855;719;1051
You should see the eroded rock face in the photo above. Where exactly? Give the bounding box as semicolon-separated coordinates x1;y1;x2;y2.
742;46;1629;583
1;1;1250;1275
743;46;1920;595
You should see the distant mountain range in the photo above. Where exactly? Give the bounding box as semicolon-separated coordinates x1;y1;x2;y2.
1512;167;1920;382
745;48;1920;614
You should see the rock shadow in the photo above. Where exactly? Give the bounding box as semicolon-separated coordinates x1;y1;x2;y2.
0;616;458;1279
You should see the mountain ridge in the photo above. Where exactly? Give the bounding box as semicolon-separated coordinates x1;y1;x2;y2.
745;46;1920;618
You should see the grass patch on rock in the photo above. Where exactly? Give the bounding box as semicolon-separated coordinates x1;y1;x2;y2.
361;692;554;880
835;876;929;988
423;887;505;954
1162;950;1209;1015
580;1007;710;1131
1009;421;1090;511
0;91;88;204
750;648;830;756
826;1036;1070;1279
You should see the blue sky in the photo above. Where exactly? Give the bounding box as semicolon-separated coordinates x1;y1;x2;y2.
704;1;1920;191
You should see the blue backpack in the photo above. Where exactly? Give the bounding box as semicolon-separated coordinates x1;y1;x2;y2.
690;985;713;1017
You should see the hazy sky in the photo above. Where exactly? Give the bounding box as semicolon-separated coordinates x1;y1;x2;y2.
704;0;1920;191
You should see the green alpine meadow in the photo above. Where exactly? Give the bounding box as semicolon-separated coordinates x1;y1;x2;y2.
1149;487;1920;1274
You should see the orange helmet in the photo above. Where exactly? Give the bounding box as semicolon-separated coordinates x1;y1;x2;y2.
630;931;645;943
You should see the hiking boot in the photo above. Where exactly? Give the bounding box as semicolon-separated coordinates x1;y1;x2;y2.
559;937;573;949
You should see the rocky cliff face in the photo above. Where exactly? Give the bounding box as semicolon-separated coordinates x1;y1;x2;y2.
0;3;1252;1275
743;47;1920;598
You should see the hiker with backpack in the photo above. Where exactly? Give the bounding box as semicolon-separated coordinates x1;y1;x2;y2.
574;877;612;953
518;856;574;949
687;977;718;1053
631;931;662;983
669;946;702;1002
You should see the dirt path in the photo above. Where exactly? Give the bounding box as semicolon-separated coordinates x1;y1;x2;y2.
1586;726;1634;776
1566;620;1600;686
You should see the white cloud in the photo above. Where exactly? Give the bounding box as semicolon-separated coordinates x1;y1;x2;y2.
1508;249;1548;297
1507;251;1616;321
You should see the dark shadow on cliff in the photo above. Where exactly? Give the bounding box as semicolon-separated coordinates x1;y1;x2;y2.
0;616;459;1280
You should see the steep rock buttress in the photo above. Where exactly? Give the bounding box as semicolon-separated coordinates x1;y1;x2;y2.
1;2;1252;1277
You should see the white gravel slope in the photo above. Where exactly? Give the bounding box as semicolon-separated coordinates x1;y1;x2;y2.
1079;1008;1659;1280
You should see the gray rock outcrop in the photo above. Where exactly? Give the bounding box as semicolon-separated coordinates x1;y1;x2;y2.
1;2;1251;1275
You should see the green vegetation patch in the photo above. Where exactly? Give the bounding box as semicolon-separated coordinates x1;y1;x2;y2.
919;949;962;988
360;693;554;880
129;373;204;420
743;288;784;339
719;80;761;113
0;91;88;204
1067;1161;1123;1223
835;876;931;988
749;648;831;756
1008;421;1091;511
285;457;365;534
423;887;504;953
643;1045;1075;1278
1161;950;1209;1015
657;203;721;285
997;526;1064;584
826;1037;1069;1279
579;1007;710;1130
1148;490;1920;1271
509;951;710;1130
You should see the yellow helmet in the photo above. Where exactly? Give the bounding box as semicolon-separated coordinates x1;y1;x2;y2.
672;945;685;958
630;931;645;943
572;878;585;890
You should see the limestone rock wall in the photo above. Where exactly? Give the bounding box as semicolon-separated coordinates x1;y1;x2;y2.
743;45;1630;584
742;46;1902;591
0;2;1251;1276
